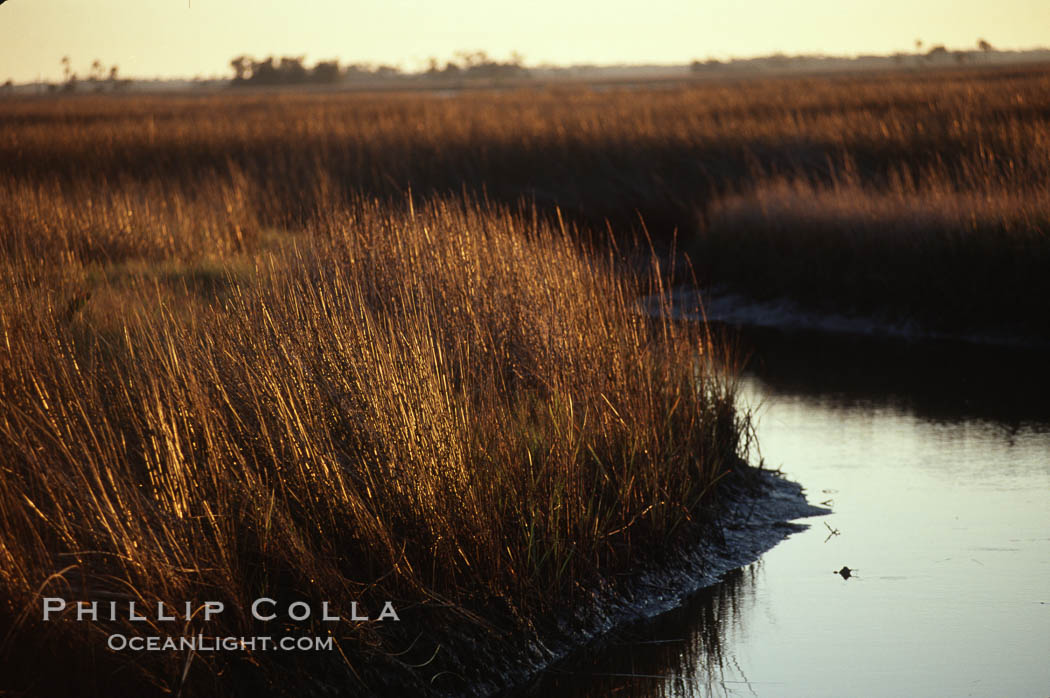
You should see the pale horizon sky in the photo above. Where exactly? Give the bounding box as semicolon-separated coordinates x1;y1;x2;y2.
1;0;1048;83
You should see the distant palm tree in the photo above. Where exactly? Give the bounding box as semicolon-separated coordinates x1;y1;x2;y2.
230;56;250;81
60;56;77;91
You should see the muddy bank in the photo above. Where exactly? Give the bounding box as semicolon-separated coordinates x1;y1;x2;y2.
384;467;828;697
646;287;1050;348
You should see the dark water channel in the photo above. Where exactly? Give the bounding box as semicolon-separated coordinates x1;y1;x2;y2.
514;329;1050;697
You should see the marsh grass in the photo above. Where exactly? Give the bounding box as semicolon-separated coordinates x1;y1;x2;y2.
3;62;1049;695
4;64;1048;335
698;177;1050;334
0;186;745;694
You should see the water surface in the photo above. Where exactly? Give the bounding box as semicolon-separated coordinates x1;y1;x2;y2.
517;330;1050;697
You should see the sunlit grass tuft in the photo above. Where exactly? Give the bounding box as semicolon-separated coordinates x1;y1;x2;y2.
0;190;745;694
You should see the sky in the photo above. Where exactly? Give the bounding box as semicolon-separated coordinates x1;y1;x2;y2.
1;0;1048;83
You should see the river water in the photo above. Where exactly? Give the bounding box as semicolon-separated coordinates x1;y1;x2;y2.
516;329;1050;697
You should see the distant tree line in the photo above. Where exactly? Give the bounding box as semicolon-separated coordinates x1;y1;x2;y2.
229;51;529;86
910;38;995;66
424;50;529;80
692;39;999;75
229;55;352;85
48;56;130;93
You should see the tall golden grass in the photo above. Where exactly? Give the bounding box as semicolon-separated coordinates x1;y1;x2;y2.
0;179;744;694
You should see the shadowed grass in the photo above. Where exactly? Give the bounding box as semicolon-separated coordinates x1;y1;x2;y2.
694;177;1050;336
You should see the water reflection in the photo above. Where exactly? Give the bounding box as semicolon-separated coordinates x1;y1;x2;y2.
727;324;1050;426
512;566;759;698
518;327;1050;697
